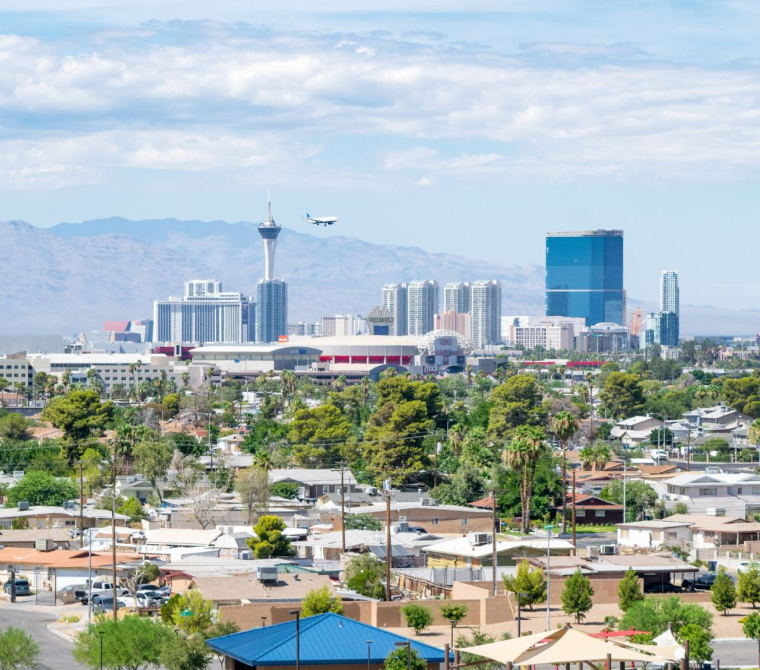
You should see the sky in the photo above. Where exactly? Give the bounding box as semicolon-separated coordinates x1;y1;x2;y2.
3;1;760;309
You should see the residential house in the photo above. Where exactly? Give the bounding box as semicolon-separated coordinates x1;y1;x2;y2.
269;469;361;500
610;415;664;447
666;513;760;549
683;404;751;435
616;519;693;549
422;533;574;568
0;505;129;531
655;472;760;517
560;494;624;525
0;528;72;549
324;500;492;534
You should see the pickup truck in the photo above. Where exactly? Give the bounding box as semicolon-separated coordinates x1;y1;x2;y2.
85;580;129;604
682;573;719;592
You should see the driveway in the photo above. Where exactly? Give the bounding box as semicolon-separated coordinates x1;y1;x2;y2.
0;601;80;670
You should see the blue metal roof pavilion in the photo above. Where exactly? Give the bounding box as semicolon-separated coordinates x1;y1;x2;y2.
206;612;451;666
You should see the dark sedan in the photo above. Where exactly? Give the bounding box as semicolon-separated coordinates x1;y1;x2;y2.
682;573;719;592
644;582;683;594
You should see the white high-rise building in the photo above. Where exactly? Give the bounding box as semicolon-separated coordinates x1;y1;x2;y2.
154;280;253;344
407;280;439;336
382;283;408;336
470;280;502;347
444;282;472;314
660;271;679;316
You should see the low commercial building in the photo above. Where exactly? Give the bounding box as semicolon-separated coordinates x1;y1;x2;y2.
190;572;335;608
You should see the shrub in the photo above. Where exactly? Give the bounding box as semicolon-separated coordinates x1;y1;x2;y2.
401;604;433;634
302;586;343;617
439;603;468;623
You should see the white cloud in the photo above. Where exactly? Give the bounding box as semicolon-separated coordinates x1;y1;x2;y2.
1;24;760;186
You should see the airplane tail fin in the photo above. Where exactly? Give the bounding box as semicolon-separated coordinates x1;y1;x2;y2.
306;212;310;218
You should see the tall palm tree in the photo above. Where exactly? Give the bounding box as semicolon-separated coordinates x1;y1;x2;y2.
503;425;548;534
585;372;595;434
579;446;595;471
551;411;580;533
593;443;612;471
465;364;473;387
333;375;347;391
252;450;273;471
61;370;72;393
360;376;371;404
13;382;28;407
181;371;190;391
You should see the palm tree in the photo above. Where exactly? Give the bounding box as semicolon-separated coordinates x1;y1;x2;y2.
585;372;595;434
281;370;297;397
61;370;72;393
579;446;595;471
181;371;190;391
45;376;57;399
111;383;126;401
360;376;371;404
466;364;473;387
503;425;548;534
551;411;580;533
449;423;467;456
13;382;28;407
333;375;347;391
593;443;612;471
252;450;273;471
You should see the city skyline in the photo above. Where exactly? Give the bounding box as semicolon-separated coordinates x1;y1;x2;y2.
2;2;760;311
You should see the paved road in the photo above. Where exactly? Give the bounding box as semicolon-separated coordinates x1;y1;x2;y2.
0;602;79;670
714;639;758;668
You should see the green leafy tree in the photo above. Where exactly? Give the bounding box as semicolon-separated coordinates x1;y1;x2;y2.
710;568;736;615
401;603;433;634
0;414;31;442
601;480;658;522
42;390;114;459
247;515;295;558
133;436;174;502
161;594;182;624
487;375;546;441
502;559;546;610
599;372;645;420
561;569;594;623
346;571;386;599
203;621;241;670
456;629;506;670
118;496;144;523
504;426;548;534
383;647;427;670
0;626;40;670
163;393;181;418
678;623;713;668
6;471;77;506
270;482;299;499
301;586;343;617
439;603;468;623
344;553;385;584
620;596;712;637
344;513;382;531
173;590;214;635
160;634;211;670
723;377;760;415
235;466;269;524
617;568;644;612
739;564;760;608
496;457;561;524
170;432;208;458
742;611;760;669
73;616;172;670
289;405;353;466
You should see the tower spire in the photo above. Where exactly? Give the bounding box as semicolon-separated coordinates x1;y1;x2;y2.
267;189;272;222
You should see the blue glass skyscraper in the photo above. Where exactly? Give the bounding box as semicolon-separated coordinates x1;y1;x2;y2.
546;230;625;326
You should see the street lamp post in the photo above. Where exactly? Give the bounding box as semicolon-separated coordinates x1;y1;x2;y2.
366;640;373;670
290;610;301;670
517;592;527;637
261;616;267;627
449;619;457;650
395;641;411;670
544;524;555;631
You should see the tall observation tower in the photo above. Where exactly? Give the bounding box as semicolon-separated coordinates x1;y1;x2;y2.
258;194;282;281
255;194;288;343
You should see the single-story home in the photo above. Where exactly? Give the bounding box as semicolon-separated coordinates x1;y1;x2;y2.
422;533;574;568
190;572;335;608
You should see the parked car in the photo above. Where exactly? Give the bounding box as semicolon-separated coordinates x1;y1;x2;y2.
92;597;126;616
136;584;171;598
406;527;428;534
644;582;682;594
682;573;719;591
738;562;760;574
57;583;88;602
88;580;129;601
3;579;31;596
120;594;161;609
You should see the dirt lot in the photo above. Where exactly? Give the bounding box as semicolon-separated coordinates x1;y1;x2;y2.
387;600;757;645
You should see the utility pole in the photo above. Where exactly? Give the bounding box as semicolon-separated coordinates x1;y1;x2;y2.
78;460;84;549
491;488;499;597
384;476;392;602
434;430;439;489
686;423;691;471
623;459;627;523
571;470;577;555
333;462;347;553
111;450;117;621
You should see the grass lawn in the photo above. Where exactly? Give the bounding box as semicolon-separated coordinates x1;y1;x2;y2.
573;524;617;533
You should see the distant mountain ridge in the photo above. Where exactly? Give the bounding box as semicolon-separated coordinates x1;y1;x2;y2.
1;218;545;333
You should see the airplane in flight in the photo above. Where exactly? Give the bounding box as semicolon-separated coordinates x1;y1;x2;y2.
302;212;338;226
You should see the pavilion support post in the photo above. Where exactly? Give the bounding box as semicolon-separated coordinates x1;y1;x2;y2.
606;653;612;670
454;649;460;670
506;663;512;670
444;644;450;670
684;639;690;670
619;663;624;670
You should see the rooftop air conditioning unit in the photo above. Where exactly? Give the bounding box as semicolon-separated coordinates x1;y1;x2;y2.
366;487;378;496
598;544;617;555
238;550;253;560
396;522;409;533
706;507;725;517
257;566;278;583
17;502;30;511
468;532;491;546
36;539;54;552
422;498;439;506
12;471;24;480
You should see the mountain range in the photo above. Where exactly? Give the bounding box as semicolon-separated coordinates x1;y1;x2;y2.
1;217;758;336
